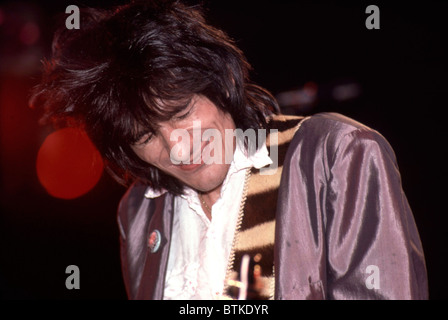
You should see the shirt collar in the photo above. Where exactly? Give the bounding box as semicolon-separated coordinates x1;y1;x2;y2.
144;186;166;199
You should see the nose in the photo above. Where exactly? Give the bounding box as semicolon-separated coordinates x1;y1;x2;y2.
158;125;193;164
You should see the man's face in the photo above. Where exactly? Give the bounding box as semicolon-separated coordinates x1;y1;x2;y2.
131;95;236;194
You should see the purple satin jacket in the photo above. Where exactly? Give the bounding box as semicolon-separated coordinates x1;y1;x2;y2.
117;113;428;299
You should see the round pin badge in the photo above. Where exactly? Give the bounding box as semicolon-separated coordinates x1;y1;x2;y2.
148;230;161;253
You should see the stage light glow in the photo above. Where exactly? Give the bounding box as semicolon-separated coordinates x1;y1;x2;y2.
36;128;104;199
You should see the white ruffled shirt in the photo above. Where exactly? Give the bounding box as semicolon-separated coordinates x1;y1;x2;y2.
144;142;272;299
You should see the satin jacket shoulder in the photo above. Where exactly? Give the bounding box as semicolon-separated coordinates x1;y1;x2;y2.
274;112;428;299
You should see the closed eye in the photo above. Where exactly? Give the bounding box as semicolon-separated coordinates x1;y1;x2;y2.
173;102;195;121
134;132;154;146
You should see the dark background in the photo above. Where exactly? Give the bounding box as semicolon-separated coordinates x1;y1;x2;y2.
1;0;446;299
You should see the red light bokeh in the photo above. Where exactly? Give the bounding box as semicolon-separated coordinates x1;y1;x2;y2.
36;128;104;199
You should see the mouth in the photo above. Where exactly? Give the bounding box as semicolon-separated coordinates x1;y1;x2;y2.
174;139;210;172
176;161;205;171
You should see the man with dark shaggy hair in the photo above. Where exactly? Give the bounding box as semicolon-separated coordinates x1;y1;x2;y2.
31;0;428;299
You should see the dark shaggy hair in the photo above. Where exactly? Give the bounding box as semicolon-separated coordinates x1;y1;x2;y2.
30;0;279;194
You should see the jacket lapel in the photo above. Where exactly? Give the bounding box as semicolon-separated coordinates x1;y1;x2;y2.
135;193;174;299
